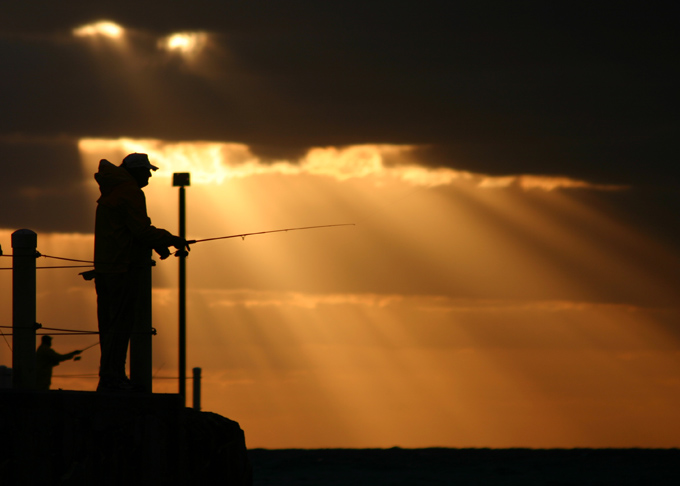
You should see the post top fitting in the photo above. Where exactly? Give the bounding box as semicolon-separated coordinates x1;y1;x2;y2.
12;229;37;248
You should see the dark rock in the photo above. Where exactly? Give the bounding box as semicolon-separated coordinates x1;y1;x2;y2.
0;390;252;485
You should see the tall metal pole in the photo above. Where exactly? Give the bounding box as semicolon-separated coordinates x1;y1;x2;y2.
173;173;190;406
12;229;37;390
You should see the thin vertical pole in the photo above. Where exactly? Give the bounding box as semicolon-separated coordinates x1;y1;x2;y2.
12;229;37;390
193;367;201;411
178;185;187;406
173;172;190;406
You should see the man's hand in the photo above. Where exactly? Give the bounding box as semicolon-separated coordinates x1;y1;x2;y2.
154;236;190;260
169;235;191;257
169;235;190;252
154;246;171;260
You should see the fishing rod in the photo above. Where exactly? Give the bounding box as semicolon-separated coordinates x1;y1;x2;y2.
80;341;100;352
174;223;355;256
70;340;99;360
72;340;100;361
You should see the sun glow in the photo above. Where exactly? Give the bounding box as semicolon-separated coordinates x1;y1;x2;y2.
4;137;677;448
72;21;124;39
78;138;623;192
159;32;209;56
478;174;628;191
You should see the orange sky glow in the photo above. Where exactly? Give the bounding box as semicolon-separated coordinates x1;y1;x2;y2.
1;138;679;449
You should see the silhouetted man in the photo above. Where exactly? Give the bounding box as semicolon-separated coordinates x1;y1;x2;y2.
94;153;188;392
35;335;81;390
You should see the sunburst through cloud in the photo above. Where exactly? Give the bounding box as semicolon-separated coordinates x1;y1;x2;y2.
3;137;679;449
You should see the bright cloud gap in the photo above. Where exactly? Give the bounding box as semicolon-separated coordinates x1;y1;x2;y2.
203;289;647;313
78;138;626;191
159;32;209;55
72;21;124;39
72;20;209;58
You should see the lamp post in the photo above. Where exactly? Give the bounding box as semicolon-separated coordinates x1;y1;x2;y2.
173;172;190;405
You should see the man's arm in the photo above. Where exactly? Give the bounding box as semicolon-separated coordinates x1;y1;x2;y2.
120;184;188;255
47;348;81;365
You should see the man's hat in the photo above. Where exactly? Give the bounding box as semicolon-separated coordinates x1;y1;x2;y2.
41;335;52;344
122;153;159;171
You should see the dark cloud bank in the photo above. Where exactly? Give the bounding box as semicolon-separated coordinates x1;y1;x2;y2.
1;2;679;236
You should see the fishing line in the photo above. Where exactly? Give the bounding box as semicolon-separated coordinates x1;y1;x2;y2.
175;223;355;256
190;223;354;244
80;341;100;352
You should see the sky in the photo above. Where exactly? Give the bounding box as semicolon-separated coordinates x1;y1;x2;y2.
1;2;680;449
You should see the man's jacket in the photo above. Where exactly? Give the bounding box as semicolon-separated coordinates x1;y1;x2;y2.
94;159;173;273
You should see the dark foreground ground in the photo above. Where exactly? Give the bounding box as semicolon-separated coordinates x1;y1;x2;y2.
248;448;680;485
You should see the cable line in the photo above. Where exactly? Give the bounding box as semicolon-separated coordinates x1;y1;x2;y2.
37;265;93;269
52;374;99;378
40;254;95;264
37;326;95;334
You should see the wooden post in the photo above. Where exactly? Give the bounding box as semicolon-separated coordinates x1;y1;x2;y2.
130;253;154;393
12;229;37;390
193;367;201;411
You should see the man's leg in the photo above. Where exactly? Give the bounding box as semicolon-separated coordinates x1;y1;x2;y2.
95;271;141;388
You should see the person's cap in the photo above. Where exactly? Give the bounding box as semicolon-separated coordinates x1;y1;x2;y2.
122;153;159;171
41;335;52;344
